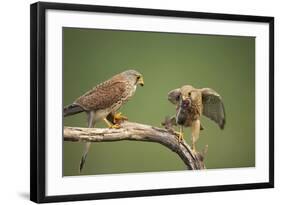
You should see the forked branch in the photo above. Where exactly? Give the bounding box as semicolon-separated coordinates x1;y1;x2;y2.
64;121;205;170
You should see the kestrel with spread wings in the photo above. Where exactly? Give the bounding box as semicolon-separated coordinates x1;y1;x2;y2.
167;85;225;152
64;69;144;172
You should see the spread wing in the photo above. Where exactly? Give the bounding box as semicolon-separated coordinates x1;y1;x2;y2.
168;88;181;105
75;78;127;111
201;88;226;129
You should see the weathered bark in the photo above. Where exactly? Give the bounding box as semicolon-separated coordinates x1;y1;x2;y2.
64;121;205;170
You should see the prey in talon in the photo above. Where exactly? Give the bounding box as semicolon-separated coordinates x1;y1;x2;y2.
113;112;128;124
106;112;129;129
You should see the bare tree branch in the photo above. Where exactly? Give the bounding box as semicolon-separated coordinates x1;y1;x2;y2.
64;121;206;170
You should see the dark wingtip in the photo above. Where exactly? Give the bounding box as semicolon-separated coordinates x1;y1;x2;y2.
220;119;226;130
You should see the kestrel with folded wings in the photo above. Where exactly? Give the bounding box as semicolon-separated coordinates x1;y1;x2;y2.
64;69;144;172
167;85;225;152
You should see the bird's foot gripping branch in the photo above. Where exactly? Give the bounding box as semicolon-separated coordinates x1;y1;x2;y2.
64;121;206;170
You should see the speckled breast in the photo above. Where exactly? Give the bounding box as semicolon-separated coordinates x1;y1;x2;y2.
176;103;201;127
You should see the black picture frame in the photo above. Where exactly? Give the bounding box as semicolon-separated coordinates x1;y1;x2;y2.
30;1;274;203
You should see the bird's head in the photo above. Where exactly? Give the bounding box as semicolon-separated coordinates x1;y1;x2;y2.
180;85;201;107
122;69;144;87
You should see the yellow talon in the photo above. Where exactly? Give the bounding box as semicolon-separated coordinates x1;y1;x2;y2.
113;112;128;124
103;118;121;129
174;131;184;143
109;124;121;129
191;138;197;154
191;142;198;154
192;148;197;154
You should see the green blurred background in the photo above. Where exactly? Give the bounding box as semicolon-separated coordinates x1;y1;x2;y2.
63;28;255;176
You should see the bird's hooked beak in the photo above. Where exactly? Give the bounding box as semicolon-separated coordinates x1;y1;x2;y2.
138;76;144;86
182;95;190;101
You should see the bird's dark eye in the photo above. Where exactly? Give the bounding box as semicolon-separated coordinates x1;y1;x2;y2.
188;92;191;96
176;95;180;101
137;76;140;80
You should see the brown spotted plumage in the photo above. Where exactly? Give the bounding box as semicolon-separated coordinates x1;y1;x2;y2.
64;69;144;172
167;85;225;152
76;78;131;111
